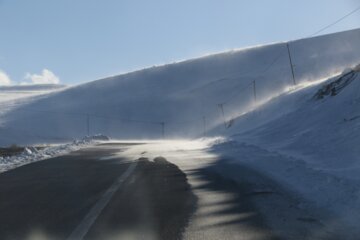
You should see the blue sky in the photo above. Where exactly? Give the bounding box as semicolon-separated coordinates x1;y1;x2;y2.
0;0;360;85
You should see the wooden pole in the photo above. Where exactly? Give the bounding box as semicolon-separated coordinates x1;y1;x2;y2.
286;42;296;86
218;104;227;128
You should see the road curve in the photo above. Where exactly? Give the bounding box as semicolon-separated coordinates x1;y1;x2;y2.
0;142;279;240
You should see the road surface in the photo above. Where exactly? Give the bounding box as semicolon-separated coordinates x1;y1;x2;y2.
0;142;280;240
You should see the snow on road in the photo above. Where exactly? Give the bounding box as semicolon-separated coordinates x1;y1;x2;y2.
104;139;357;239
0;136;108;174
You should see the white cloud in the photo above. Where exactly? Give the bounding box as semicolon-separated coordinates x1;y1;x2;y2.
23;69;60;85
0;70;12;86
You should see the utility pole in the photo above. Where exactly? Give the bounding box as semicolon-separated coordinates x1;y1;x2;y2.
86;114;90;136
161;122;165;139
286;42;296;86
218;104;227;129
253;80;257;103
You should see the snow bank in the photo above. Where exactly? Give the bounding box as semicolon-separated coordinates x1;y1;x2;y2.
0;135;108;174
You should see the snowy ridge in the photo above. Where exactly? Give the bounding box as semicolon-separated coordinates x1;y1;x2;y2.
0;28;360;146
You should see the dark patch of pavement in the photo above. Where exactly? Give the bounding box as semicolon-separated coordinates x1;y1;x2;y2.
0;144;196;240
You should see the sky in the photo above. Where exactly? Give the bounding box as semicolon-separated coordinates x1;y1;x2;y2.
0;0;360;86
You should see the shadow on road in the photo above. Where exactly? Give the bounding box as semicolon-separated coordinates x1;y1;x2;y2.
84;156;197;240
185;160;281;240
0;147;197;240
188;153;342;240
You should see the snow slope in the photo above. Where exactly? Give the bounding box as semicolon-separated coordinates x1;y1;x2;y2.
0;84;65;103
221;68;360;178
205;66;360;238
1;28;360;146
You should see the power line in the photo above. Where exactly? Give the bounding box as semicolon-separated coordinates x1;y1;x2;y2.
309;5;360;37
9;107;163;125
221;81;254;105
220;49;287;106
218;4;360;108
259;51;285;75
89;114;161;125
0;126;71;142
4;7;360;140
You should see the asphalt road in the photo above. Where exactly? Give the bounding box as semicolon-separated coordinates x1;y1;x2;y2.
0;142;278;240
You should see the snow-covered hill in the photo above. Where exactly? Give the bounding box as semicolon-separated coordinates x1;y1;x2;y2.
1;27;360;238
1;28;360;146
207;67;360;238
216;66;360;175
0;84;66;104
